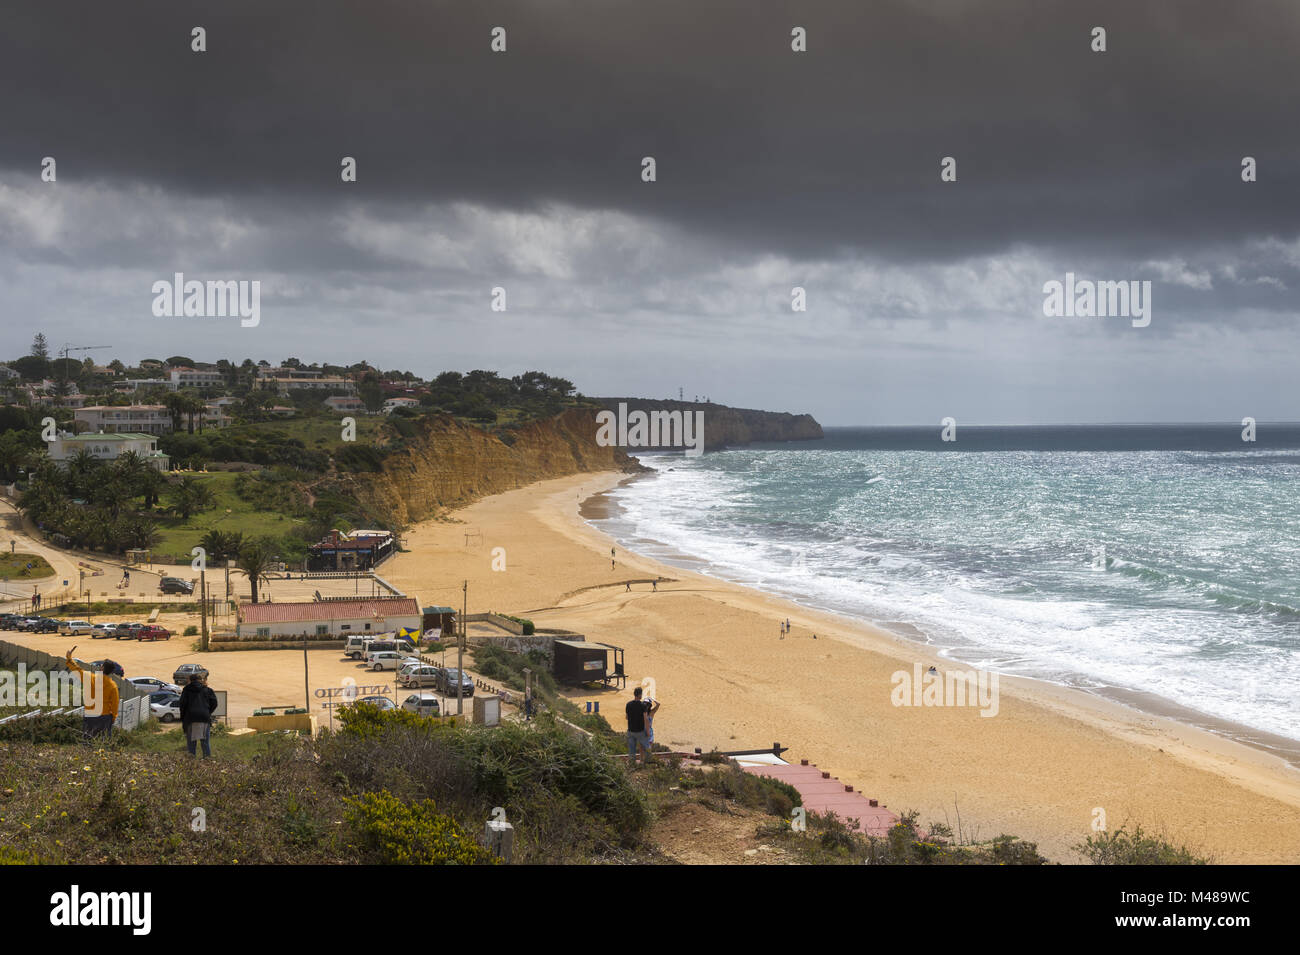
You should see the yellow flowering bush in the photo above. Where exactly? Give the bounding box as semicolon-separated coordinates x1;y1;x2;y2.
343;790;496;866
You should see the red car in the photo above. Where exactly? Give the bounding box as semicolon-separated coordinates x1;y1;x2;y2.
137;625;171;642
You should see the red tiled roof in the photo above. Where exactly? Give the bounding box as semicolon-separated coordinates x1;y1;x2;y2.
239;598;420;624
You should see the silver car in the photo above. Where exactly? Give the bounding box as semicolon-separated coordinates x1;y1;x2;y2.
398;665;442;688
401;693;441;717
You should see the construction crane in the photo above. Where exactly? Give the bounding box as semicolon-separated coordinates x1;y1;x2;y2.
56;343;111;383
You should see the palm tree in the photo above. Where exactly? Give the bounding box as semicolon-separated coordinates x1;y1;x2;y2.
199;529;244;564
16;459;67;525
0;431;31;483
137;466;166;510
236;540;274;604
90;472;130;519
170;475;215;519
181;392;205;435
164;392;188;432
66;448;102;498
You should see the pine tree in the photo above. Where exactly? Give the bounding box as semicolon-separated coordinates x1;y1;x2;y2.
31;333;49;360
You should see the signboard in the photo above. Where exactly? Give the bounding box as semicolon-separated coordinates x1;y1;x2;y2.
314;684;392;709
212;690;227;719
583;660;603;671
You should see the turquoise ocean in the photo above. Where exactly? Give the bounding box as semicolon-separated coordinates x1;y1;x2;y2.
591;426;1300;747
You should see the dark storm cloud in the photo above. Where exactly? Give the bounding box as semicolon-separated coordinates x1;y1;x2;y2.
4;0;1298;265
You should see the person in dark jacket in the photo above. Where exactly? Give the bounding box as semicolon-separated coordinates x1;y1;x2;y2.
178;674;218;757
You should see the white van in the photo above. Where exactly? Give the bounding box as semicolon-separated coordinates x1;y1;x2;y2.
344;636;376;660
58;619;94;636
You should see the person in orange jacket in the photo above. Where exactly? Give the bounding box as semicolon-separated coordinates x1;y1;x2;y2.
66;648;119;739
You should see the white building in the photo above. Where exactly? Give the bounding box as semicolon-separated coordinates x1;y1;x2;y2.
257;366;323;380
46;432;170;471
324;395;366;413
382;397;419;414
235;597;422;639
256;376;356;394
125;378;171;392
75;405;172;435
169;367;225;390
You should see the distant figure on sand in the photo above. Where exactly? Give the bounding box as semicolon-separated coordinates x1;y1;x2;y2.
626;582;631;592
652;580;657;591
625;686;658;765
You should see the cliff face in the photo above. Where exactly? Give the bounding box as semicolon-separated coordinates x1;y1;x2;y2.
595;398;824;451
342;407;642;528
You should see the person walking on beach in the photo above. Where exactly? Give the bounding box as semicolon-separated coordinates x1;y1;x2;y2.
65;648;118;740
179;673;218;758
625;686;654;766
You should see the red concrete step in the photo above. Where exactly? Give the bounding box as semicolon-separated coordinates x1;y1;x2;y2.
742;762;898;837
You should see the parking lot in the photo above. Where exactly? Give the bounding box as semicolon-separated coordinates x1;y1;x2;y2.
0;618;506;727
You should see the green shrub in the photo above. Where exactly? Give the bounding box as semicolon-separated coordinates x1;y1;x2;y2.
279;794;325;847
0;846;45;865
1075;824;1209;865
698;764;801;817
499;614;535;635
344;790;496;865
183;625;199;636
0;713;82;744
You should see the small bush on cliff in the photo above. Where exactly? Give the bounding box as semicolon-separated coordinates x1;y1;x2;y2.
344;791;496;865
1074;824;1209;865
335;701;451;738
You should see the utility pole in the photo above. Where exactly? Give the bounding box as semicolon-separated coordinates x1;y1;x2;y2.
456;579;467;715
303;629;310;712
199;567;208;652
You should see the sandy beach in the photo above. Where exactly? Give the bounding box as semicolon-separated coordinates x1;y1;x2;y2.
378;469;1300;864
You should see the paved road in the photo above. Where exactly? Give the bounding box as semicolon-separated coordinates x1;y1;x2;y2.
0;499;189;610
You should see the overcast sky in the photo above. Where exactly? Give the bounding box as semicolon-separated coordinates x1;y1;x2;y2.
1;0;1297;425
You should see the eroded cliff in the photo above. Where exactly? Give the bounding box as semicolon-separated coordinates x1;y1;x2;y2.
339;407;643;528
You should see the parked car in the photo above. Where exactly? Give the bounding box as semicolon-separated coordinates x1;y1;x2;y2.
90;623;119;639
27;617;61;634
344;636;376;660
58;619;94;636
398;665;443;689
0;613;25;630
148;691;181;723
364;639;415;657
10;616;38;631
436;667;475;697
130;676;182;695
137;625;171;642
115;623;145;640
401;693;441;716
172;663;209;685
367;651;418;672
356;695;396;710
159;577;194;595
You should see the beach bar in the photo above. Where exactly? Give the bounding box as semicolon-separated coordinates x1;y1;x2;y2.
552;639;610;685
306;529;397;572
